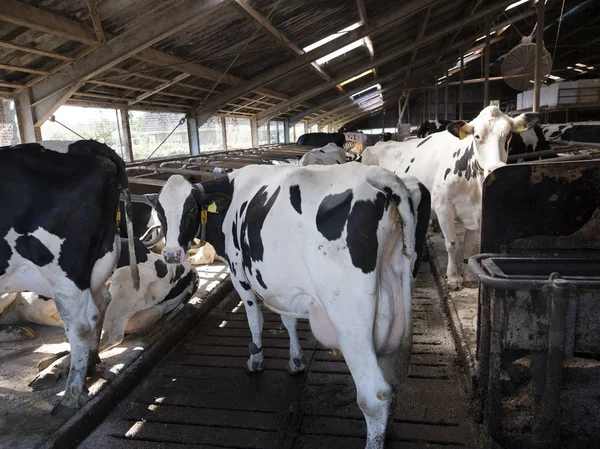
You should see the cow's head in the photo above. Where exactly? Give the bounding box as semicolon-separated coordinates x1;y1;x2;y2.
447;106;538;175
147;175;231;264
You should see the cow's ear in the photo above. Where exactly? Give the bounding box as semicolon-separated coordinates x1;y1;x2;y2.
203;193;231;214
512;112;539;133
144;193;158;206
447;121;474;140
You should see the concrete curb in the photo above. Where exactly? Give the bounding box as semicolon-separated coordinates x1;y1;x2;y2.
40;277;233;449
426;236;477;393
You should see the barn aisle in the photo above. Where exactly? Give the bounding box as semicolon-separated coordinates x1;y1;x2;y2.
79;263;481;449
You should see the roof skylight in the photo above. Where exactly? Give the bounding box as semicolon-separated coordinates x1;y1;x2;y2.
350;83;381;99
337;69;375;88
303;22;361;52
316;39;365;65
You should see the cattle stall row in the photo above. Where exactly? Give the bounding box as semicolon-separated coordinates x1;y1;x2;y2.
2;110;600;449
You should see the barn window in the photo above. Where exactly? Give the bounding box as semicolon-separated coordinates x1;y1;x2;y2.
225;117;252;149
129;111;189;159
309;124;318;133
40;105;126;159
269;120;280;144
258;123;269;145
0;99;20;146
294;123;305;141
198;116;224;152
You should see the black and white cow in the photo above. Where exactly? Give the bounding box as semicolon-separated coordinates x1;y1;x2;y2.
298;142;346;166
146;164;430;449
507;124;551;158
0;140;139;414
417;119;452;138
362;106;538;289
1;238;198;383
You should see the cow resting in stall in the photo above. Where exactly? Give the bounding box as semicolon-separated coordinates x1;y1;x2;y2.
0;238;198;382
362;106;538;289
146;163;430;449
0;140;139;415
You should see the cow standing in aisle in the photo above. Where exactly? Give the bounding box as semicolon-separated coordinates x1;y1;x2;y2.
0;140;139;414
146;164;430;449
362;106;538;289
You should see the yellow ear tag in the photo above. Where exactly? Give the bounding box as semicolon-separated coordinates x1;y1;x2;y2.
514;124;525;133
207;201;217;213
115;210;121;229
201;210;208;225
459;129;468;140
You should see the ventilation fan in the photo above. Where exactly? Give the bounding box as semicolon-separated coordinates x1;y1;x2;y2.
501;36;552;91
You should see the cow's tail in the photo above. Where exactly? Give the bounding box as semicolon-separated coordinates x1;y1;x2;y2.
98;141;140;290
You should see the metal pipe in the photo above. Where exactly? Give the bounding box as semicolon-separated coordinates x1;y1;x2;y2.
134;165;220;178
127;177;166;187
535;275;570;446
483;16;491;107
434;83;438;119
459;52;464;119
445;69;449;120
533;0;546;112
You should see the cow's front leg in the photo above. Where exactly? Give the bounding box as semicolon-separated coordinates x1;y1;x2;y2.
238;288;264;372
280;314;306;374
462;228;480;288
436;205;462;290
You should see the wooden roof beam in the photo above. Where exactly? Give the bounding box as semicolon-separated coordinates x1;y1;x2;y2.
128;73;191;106
356;0;375;60
0;0;99;45
233;0;331;81
0;40;74;61
86;0;106;43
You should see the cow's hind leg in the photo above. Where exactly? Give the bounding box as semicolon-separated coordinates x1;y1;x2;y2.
462;228;480;288
88;285;111;373
237;287;264;372
436;205;462;290
280;314;306;374
50;288;97;414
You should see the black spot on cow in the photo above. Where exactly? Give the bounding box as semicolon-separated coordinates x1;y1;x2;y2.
316;189;353;241
39;295;52;301
247;300;254;306
239;201;248;216
154;259;168;278
444;168;451;181
453;143;480;181
224;253;237;277
162;270;197;303
290;185;302;214
405;166;410;173
239;280;251;290
412;183;431;277
319;149;325;153
335;160;341;164
240;185;280;274
408;197;414;215
172;264;185;283
417;136;432;147
117;238;149;269
0;238;12;275
232;219;240;250
15;235;54;267
383;186;401;205
255;270;268;289
346;192;387;273
410;158;415;163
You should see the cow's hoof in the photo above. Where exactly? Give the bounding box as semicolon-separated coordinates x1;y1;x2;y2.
245;359;264;373
447;276;463;291
288;356;307;374
37;351;69;372
51;402;78;418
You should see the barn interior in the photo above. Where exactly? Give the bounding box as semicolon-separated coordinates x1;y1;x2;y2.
1;1;600;449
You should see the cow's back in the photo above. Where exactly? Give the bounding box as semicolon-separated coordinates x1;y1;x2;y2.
0;141;124;290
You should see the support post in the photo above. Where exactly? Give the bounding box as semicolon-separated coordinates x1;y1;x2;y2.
459;52;465;119
445;69;449;120
284;119;290;143
14;89;36;143
303;121;308;134
483;16;491;107
220;116;227;151
250;117;259;147
119;108;134;161
533;0;546;113
435;83;439;119
186;113;199;155
428;88;431;120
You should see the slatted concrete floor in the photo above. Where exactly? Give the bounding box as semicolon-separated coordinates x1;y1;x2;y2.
79;264;481;449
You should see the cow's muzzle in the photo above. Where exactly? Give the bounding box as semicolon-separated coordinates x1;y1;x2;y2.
162;247;184;264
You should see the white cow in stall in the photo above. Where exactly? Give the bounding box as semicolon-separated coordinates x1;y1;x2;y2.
0;238;198;383
298;142;346;166
146;164;430;449
362;106;538;289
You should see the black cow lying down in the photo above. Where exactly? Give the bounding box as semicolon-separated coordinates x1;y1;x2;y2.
0;140;138;414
